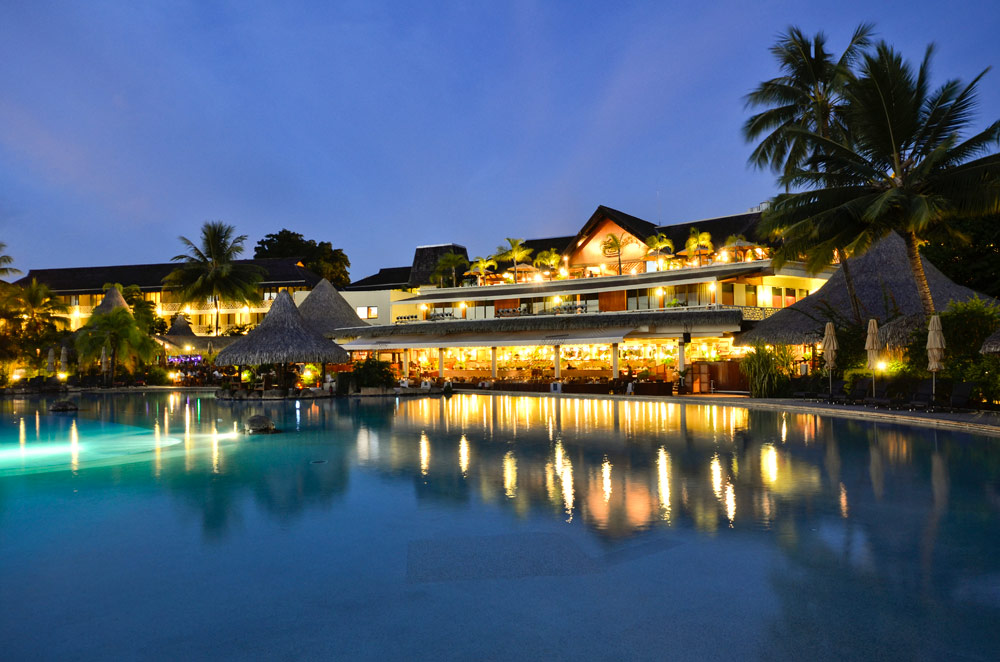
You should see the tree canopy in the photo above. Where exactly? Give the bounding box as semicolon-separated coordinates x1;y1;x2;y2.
254;229;351;288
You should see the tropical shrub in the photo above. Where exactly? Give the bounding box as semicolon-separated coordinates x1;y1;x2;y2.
351;356;395;389
145;366;170;386
739;341;794;397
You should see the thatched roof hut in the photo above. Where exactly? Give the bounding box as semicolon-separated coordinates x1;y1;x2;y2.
297;279;367;336
738;233;989;347
982;328;1000;355
214;290;349;366
92;287;131;316
165;314;196;336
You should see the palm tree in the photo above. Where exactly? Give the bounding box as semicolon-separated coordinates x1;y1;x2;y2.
601;233;634;275
163;222;264;335
762;42;1000;317
644;233;674;271
75;307;157;385
495;238;533;283
744;23;874;179
684;229;713;267
0;242;20;280
533;248;562;279
745;25;874;322
434;251;469;288
14;279;68;340
468;256;497;286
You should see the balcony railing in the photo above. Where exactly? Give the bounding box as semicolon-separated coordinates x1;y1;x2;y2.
158;300;274;315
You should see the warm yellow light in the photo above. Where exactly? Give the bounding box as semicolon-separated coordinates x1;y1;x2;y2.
302;369;313;381
419;304;428;311
57;372;68;380
630;268;638;275
183;306;192;315
184;344;193;351
458;302;467;309
558;267;568;277
533;274;543;282
708;282;717;292
155;305;162;316
877;361;887;371
242;306;250;314
72;309;80;318
655;288;664;297
553;296;562;304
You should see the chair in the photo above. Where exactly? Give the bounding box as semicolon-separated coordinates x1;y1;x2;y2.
948;382;979;412
864;380;896;408
907;379;936;411
832;378;870;405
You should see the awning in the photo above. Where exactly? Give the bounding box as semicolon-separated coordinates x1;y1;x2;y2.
341;327;637;351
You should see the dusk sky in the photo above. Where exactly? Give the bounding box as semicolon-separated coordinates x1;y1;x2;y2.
1;1;998;281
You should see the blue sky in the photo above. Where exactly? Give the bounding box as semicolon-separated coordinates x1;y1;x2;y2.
1;0;998;280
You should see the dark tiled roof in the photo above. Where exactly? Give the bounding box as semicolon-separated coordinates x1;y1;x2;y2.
344;266;413;291
16;257;322;295
490;235;576;270
655;212;769;249
409;244;469;287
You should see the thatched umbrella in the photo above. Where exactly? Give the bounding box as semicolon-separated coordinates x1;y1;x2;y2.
297;279;367;337
92;287;131;316
821;322;838;395
46;347;55;374
738;233;992;346
927;315;945;398
100;346;108;374
982;327;1000;355
866;319;880;397
59;346;67;370
215;290;349;372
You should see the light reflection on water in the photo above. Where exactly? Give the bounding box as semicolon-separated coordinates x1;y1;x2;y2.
2;392;1000;658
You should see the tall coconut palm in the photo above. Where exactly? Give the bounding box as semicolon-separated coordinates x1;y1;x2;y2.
468;256;497;286
533;248;562;279
434;251;469;288
75;307;156;385
746;25;874;322
762;42;1000;317
163;222;264;335
0;242;20;280
744;23;874;178
495;238;533;283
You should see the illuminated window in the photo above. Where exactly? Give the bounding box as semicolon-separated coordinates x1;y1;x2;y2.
356;306;378;319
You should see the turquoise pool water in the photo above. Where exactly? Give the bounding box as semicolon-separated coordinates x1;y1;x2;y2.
1;392;998;660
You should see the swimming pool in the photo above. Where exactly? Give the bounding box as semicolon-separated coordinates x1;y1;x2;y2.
1;392;998;660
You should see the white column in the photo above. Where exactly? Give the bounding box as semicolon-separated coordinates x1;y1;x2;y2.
403;349;409;377
491;347;498;379
611;342;619;377
677;340;686;372
554;345;561;380
438;348;444;379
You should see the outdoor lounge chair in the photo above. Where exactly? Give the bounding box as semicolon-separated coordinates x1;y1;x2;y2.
907;379;936;411
864;380;899;408
948;382;978;412
823;379;847;402
831;378;871;405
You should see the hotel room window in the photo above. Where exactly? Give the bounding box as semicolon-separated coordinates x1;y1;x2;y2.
356;306;378;319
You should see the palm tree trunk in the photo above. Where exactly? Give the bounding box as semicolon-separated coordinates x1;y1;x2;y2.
837;248;863;324
617;253;622;275
214;297;220;336
904;232;935;317
512;258;517;283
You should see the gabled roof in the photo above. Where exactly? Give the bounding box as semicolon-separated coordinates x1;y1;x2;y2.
409;244;468;287
344;266;413;291
16;257;322;295
564;206;659;256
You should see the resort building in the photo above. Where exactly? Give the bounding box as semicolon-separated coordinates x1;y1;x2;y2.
339;205;832;391
16;257;323;334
